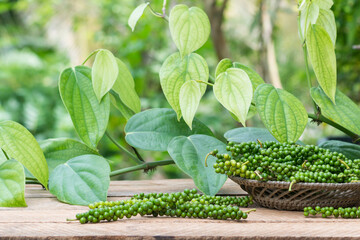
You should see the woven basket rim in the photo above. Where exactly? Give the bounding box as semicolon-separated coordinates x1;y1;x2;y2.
229;176;360;190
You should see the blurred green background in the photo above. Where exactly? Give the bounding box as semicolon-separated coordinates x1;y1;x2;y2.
1;0;359;180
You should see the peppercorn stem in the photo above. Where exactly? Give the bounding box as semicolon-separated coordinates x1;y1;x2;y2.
338;159;350;169
289;180;296;192
257;139;263;148
66;219;77;221
110;160;175;177
204;152;211;167
244;209;256;214
301;160;308;169
254;170;263;180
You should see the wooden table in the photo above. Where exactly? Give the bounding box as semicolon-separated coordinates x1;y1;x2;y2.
1;179;360;239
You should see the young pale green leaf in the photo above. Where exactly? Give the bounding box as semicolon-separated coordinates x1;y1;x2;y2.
49;155;110;205
311;87;360;136
0;159;26;207
0;120;48;188
112;58;141;113
160;52;209;120
125;108;213;151
167;135;227;196
307;24;336;103
169;4;210;58
40;138;98;175
319;140;360;160
233;63;265;94
92;49;119;102
313;0;333;9
215;59;233;78
179;81;202;130
213;68;253;126
0;149;7;165
224;127;304;145
316;9;336;45
128;2;149;32
254;84;308;143
300;2;319;39
59;66;110;149
110;91;135;120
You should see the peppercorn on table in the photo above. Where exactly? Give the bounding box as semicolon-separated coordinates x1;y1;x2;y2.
1;179;360;239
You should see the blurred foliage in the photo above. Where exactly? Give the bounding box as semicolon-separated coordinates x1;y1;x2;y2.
0;0;359;179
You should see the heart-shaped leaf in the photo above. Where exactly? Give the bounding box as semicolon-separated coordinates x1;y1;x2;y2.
125;108;213;151
311;87;360;136
169;4;210;58
0;159;26;207
316;9;336;45
49;154;110;205
307;24;336;103
300;2;319;39
40;138;99;175
110;90;135;120
0;120;48;188
313;0;333;9
160;52;209;120
92;49;119;102
213;68;253;126
59;66;110;149
128;2;149;32
179;81;202;129
254;84;308;143
112;58;141;113
215;59;233;78
224;127;304;145
319;140;360;160
167;135;227;195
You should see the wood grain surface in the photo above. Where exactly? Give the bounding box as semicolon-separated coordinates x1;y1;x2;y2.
1;179;359;239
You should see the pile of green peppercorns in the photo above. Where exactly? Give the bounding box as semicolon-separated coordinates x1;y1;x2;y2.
208;141;360;186
304;206;360;218
69;189;255;224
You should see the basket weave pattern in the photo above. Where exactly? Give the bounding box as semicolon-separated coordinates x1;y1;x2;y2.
230;176;360;211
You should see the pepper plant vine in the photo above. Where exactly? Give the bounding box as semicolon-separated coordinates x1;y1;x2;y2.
1;0;360;207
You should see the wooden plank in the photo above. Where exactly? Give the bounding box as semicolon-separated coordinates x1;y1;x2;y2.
25;179;247;198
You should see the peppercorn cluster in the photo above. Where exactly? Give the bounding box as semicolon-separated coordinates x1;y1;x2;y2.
304;206;360;218
210;141;360;184
71;189;255;224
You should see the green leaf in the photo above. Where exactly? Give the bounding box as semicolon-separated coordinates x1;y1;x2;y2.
254;84;308;143
59;66;110;149
307;24;336;103
169;4;210;58
49;155;110;205
112;58;141;113
313;0;333;9
110;90;135;120
40;138;99;175
0;149;7;165
92;49;119;102
160;52;209;120
213;68;253;126
167;135;227;195
316;9;336;45
319;140;360;160
0;159;26;207
179;81;202;129
125;108;213;151
300;3;319;39
215;59;233;78
225;127;304;145
128;2;149;32
233;63;265;94
0;120;48;188
311;87;360;136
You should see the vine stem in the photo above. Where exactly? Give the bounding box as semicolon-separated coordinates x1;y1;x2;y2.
82;49;100;65
105;131;144;164
307;113;359;140
110;160;175;177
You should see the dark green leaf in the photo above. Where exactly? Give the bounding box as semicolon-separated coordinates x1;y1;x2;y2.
125;108;213;151
59;66;110;149
319;140;360;160
49;155;110;205
167;135;227;195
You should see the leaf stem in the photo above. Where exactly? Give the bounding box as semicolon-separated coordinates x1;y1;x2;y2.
209;74;215;83
82;49;100;65
110;160;175;177
105;131;144;164
307;113;359;140
148;4;169;22
195;80;214;86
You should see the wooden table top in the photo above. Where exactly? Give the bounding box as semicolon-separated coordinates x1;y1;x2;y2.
1;179;360;239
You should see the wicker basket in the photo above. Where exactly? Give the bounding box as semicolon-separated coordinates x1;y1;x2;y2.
229;176;360;211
